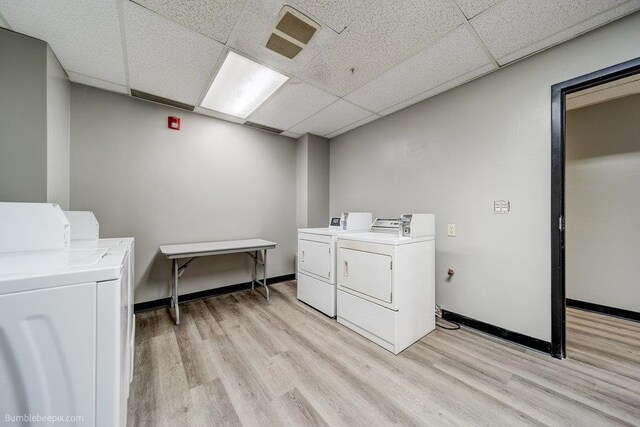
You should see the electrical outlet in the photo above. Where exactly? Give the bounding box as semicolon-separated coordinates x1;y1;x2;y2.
447;224;456;237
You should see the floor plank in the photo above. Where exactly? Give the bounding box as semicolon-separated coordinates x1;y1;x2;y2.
128;282;640;426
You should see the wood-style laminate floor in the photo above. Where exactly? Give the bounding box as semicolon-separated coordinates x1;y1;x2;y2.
127;281;640;426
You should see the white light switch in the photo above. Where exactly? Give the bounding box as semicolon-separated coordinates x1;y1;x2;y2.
447;224;456;237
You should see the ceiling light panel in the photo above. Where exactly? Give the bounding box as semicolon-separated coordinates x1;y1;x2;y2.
124;2;224;106
291;0;378;33
247;79;338;131
226;0;338;76
297;0;463;97
67;72;129;95
454;0;502;19
200;52;289;119
326;113;380;139
0;0;126;85
471;0;640;66
129;0;245;44
345;25;495;113
289;100;372;136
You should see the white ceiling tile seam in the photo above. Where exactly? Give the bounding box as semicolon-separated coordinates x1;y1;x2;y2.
116;0;132;93
0;10;12;29
284;98;342;131
447;0;500;68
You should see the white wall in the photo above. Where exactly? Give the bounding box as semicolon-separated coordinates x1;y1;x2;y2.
70;85;297;303
46;46;70;209
330;12;640;341
566;93;640;313
296;135;308;228
0;29;70;207
0;28;48;202
296;134;330;228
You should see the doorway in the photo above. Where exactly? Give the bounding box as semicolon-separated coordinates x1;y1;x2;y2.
551;57;640;359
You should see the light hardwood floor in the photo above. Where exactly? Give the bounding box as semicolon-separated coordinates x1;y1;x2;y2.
127;281;640;426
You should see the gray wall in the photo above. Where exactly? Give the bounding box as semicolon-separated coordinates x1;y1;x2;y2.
0;28;47;202
566;93;640;312
296;134;330;228
46;46;70;209
70;84;297;303
329;12;640;341
296;135;308;228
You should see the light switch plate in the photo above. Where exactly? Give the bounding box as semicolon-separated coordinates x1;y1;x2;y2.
447;224;456;237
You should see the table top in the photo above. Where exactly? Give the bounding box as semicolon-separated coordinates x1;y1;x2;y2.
160;238;277;259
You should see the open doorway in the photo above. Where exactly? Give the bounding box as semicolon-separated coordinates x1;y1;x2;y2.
551;57;640;359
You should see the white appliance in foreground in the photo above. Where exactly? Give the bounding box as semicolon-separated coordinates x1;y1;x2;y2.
336;214;435;354
297;212;372;317
0;203;134;426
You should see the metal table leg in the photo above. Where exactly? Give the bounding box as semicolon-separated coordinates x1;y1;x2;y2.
252;250;257;291
173;258;180;325
263;248;269;301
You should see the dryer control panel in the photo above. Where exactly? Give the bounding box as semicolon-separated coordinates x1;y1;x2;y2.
401;214;436;238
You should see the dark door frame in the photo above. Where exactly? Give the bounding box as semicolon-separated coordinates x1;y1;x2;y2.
550;56;640;359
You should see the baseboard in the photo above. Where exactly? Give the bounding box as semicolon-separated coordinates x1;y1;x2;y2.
134;273;296;313
567;299;640;322
441;310;552;355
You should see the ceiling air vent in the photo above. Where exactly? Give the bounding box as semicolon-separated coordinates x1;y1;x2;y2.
243;121;284;134
266;6;320;59
131;89;195;111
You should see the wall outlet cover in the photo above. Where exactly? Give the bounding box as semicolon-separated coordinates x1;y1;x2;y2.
447;224;456;237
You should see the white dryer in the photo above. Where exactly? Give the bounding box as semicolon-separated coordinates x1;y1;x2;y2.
0;203;134;426
297;212;372;317
336;214;435;354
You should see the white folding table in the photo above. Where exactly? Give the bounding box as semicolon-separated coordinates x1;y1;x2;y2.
160;238;277;325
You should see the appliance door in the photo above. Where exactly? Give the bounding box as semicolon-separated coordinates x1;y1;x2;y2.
338;246;393;305
0;282;96;423
297;272;336;317
298;233;333;282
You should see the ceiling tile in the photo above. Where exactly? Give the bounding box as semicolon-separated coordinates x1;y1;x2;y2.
130;0;245;44
226;0;338;78
471;0;640;65
68;71;129;94
124;2;224;106
378;62;495;117
0;0;126;85
291;0;378;33
345;25;495;113
247;79;338;131
289;100;372;136
454;0;501;19
326;113;380;139
296;0;463;96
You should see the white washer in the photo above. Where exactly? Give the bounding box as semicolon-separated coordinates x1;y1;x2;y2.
297;212;372;317
0;203;134;426
336;214;435;354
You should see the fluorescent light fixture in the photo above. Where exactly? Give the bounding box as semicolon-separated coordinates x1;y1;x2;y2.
200;52;289;118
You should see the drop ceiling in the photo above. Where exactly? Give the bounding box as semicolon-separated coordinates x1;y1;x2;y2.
1;0;638;138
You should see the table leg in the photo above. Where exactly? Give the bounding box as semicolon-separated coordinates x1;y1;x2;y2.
170;262;175;308
252;250;257;291
263;248;269;301
173;258;180;325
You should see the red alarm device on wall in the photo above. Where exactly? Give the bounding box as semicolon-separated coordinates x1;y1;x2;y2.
168;116;181;130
